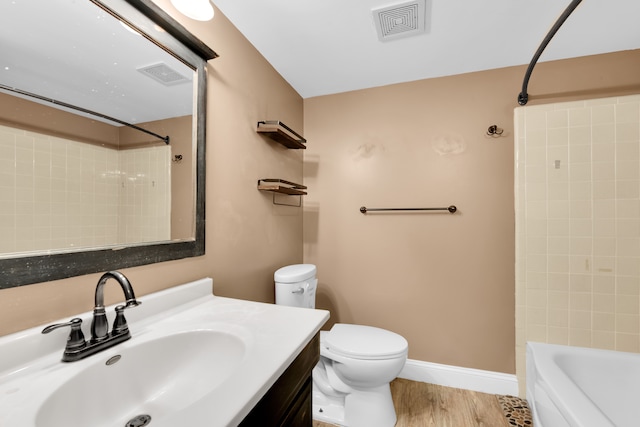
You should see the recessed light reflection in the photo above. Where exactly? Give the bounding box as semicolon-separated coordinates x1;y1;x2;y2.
170;0;214;21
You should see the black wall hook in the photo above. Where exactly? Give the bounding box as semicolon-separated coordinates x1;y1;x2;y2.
487;125;504;136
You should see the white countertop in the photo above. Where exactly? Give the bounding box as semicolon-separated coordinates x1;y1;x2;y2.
0;278;329;426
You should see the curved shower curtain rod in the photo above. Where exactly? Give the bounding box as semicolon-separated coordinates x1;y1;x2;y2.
518;0;583;106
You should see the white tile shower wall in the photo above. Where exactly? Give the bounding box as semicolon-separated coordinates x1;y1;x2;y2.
515;94;640;395
117;146;171;244
0;124;170;255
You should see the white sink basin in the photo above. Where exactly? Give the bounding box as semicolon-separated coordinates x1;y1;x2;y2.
36;330;246;427
0;278;329;427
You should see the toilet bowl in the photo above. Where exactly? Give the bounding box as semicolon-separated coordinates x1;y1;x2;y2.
274;264;408;427
312;324;408;427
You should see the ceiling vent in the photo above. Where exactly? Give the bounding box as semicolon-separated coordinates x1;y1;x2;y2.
137;63;191;86
372;0;427;42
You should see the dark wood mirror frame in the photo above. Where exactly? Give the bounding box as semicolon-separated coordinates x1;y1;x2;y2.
0;0;217;288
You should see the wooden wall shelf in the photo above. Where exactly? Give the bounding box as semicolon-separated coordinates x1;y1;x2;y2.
257;179;307;196
257;120;306;149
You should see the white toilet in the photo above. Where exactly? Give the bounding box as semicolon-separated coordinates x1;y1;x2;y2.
274;264;408;427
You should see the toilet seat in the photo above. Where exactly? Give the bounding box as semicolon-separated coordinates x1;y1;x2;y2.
323;324;408;360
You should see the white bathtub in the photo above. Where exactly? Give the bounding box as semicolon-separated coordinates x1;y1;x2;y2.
526;342;640;427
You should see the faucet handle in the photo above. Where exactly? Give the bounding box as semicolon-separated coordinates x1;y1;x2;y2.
42;318;87;351
112;305;131;336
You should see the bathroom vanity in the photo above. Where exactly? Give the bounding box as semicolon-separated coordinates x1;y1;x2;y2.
0;278;328;426
240;334;319;426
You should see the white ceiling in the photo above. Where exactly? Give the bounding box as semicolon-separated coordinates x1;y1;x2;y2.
0;0;194;125
211;0;640;99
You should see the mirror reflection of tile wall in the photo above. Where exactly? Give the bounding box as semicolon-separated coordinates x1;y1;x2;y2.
117;143;171;245
515;94;640;395
0;124;170;256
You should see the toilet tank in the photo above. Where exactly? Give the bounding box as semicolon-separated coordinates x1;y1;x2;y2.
274;264;317;309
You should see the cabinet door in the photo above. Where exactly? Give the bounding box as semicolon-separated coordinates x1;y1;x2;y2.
280;378;312;426
239;334;319;426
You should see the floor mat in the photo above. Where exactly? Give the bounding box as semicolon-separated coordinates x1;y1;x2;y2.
497;395;533;426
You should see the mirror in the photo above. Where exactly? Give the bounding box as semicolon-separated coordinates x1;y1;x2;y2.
0;0;217;288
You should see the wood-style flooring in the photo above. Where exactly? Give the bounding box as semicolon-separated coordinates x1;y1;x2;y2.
312;378;511;427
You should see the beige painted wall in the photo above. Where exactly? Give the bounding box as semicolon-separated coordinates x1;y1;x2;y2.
303;50;640;374
0;2;304;336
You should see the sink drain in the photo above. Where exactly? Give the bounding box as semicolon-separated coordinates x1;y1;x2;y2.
126;414;151;427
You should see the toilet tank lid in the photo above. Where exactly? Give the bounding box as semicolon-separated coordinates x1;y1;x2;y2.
274;264;317;283
325;324;408;359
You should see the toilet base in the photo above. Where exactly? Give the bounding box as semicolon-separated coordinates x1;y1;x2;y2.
313;388;346;426
312;383;397;427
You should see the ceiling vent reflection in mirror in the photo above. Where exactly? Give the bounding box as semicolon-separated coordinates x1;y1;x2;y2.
137;63;191;86
372;0;427;42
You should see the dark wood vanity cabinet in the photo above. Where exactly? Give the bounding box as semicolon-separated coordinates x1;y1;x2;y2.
239;333;319;427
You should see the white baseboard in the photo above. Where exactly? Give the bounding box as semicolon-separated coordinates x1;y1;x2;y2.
398;358;518;396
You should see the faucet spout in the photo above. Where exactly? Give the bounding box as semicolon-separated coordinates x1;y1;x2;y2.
94;270;140;309
91;271;140;343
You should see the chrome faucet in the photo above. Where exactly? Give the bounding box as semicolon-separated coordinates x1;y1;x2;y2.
42;271;141;362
